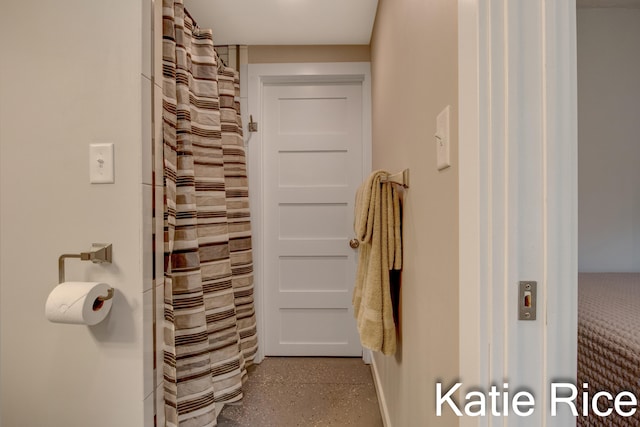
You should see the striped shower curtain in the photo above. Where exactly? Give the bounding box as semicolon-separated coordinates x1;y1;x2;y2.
162;1;257;425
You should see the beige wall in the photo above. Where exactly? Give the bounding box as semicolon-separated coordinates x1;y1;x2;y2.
248;45;370;63
577;8;640;272
0;1;153;425
369;0;459;425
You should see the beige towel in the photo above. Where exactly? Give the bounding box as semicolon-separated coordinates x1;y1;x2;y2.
353;170;402;355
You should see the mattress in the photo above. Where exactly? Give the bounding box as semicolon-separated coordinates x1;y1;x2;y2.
578;272;640;426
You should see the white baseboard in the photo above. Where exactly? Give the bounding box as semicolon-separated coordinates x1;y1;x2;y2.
362;348;372;364
370;355;392;427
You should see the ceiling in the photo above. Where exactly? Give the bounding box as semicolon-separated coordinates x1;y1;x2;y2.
183;0;640;46
184;0;379;45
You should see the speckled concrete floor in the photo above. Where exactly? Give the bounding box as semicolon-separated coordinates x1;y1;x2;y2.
216;357;384;427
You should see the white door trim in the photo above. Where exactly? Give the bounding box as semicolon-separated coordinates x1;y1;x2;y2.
247;62;372;363
458;1;578;426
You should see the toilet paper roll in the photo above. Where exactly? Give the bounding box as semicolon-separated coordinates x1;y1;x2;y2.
45;282;113;325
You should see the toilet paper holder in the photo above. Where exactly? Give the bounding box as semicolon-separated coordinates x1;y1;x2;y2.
58;243;114;301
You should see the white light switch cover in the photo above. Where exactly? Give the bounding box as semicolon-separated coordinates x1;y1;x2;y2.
90;143;114;183
436;106;450;171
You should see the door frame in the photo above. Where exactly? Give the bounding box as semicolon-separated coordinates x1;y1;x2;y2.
246;62;373;363
458;1;578;426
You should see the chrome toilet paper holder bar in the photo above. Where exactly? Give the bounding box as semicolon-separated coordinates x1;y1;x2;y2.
58;243;114;301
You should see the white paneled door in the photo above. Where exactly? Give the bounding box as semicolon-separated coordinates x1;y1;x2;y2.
263;82;364;356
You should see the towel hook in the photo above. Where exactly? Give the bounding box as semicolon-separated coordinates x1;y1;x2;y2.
248;115;258;132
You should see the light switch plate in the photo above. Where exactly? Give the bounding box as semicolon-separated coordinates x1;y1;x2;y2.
90;143;114;184
436;105;450;171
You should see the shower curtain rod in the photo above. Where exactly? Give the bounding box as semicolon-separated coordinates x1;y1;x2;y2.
183;7;228;68
183;7;199;29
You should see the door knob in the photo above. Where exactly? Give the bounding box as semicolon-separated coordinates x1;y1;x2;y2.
349;238;360;249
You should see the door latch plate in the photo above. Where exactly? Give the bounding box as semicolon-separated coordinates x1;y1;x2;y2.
518;281;537;321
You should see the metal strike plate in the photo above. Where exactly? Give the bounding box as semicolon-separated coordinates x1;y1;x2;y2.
518;281;537;321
